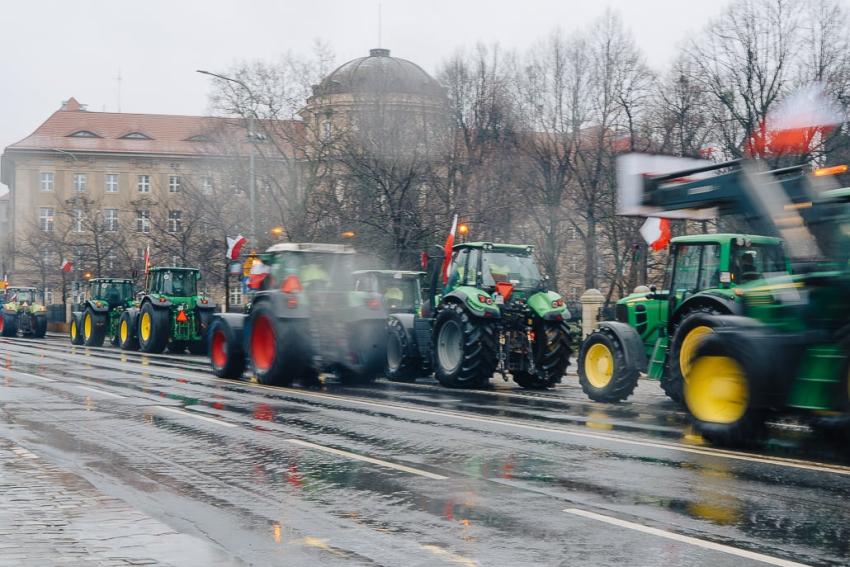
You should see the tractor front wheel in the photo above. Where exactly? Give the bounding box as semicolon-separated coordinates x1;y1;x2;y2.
433;303;496;389
1;314;18;337
118;311;139;351
69;313;84;345
577;328;640;402
83;308;106;347
666;308;728;404
385;318;420;382
513;320;572;389
32;315;47;339
685;333;766;447
209;319;246;379
138;303;169;354
249;304;304;386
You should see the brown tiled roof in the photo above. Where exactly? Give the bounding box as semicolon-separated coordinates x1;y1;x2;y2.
5;99;302;158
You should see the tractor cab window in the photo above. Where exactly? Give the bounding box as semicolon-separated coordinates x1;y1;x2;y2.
273;252;354;291
731;243;786;283
8;289;35;303
481;251;542;289
378;276;419;312
671;244;710;295
698;244;721;289
158;270;197;297
446;248;469;289
94;281;134;306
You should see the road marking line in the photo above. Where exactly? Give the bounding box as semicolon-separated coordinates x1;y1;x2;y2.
154;406;236;427
4;370;55;382
420;544;479;567
286;438;447;480
253;388;850;477
75;385;125;399
11;446;39;459
563;508;810;567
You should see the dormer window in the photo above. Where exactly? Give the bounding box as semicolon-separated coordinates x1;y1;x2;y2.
68;130;101;138
120;132;152;140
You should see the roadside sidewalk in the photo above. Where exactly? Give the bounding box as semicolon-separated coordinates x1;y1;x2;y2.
0;439;238;566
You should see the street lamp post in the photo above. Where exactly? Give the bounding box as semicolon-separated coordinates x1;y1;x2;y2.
51;148;79;322
196;70;258;246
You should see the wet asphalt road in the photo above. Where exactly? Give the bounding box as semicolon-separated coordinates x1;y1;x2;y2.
0;335;849;566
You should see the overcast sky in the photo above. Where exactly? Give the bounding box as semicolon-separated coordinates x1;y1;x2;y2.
0;0;736;164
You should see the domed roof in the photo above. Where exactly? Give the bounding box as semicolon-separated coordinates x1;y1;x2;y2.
314;48;444;98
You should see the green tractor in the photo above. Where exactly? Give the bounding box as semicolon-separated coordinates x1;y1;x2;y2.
69;278;136;347
118;267;216;354
578;233;789;403
353;269;427;381
391;242;571;389
208;243;388;386
0;287;47;338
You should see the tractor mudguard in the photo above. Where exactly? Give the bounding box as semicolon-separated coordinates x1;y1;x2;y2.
597;321;648;372
528;290;569;321
124;307;140;332
670;292;740;331
443;287;500;318
146;296;172;308
413;317;434;361
86;300;110;313
212;313;247;353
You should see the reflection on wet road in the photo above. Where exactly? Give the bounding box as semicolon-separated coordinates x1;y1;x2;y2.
0;335;848;566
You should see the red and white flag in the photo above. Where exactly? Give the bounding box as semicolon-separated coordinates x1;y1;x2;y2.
640;217;671;251
441;214;458;284
247;258;270;289
226;235;247;260
143;245;151;274
60;259;73;273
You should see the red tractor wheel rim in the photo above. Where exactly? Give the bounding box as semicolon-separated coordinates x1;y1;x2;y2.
211;330;227;368
0;316;4;333
251;315;276;371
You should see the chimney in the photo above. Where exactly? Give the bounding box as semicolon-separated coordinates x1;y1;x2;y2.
369;48;390;57
61;97;86;111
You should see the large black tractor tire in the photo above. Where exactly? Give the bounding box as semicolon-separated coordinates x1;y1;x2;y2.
685;332;767;447
209;318;246;379
385;318;421;382
340;320;387;386
248;304;306;387
433;303;497;389
191;309;213;355
513;320;572;389
118;311;139;351
577;327;640;402
82;307;107;347
665;307;729;404
32;315;47;339
69;313;85;345
1;313;17;337
138;303;169;354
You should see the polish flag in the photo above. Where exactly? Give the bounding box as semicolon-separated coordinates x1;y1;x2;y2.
640;217;671;251
226;235;247;260
247;258;270;289
143;245;151;274
441;214;458;285
60;259;73;273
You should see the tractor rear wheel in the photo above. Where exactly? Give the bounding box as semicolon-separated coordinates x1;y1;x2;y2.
1;314;18;337
209;319;246;379
249;304;305;386
433;303;496;389
665;308;728;404
138;303;168;354
340;320;386;386
69;313;84;345
685;332;766;447
32;315;47;339
578;327;640;402
83;308;106;347
513;320;572;389
118;311;139;351
385;318;420;382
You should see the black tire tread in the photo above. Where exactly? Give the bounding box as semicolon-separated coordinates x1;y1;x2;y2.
577;328;640;402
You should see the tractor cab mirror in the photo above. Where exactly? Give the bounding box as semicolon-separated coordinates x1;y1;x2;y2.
650;285;657;293
196;272;202;281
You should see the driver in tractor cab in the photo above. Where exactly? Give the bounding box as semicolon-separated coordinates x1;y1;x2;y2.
300;263;329;290
735;251;761;282
384;286;404;310
105;283;121;307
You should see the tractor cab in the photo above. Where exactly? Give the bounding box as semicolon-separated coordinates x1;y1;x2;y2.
89;278;135;309
353;270;424;314
147;267;200;299
4;287;37;306
262;243;357;294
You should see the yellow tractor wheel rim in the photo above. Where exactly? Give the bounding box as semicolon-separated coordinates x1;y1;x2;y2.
140;312;152;342
120;319;128;343
84;313;92;339
679;325;712;377
584;343;615;388
686;355;749;424
70;321;77;340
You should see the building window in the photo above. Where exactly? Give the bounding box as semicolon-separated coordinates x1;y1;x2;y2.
73;209;85;233
40;172;54;192
104;208;119;231
39;207;55;232
136;248;146;262
168;175;180;193
230;180;243;195
137;175;150;193
171;255;182;267
322;120;332;140
167;210;182;233
43;288;54;305
73;173;87;193
105;174;119;193
136;209;150;233
201;176;213;194
107;253;116;271
229;285;243;306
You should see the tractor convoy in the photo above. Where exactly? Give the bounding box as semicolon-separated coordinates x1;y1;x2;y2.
3;154;849;449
